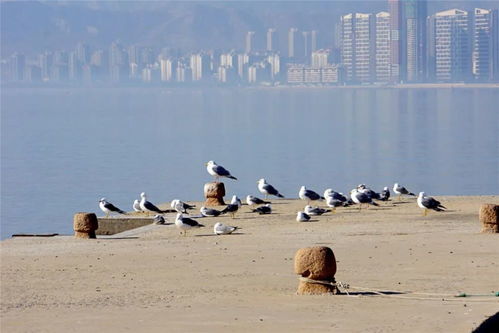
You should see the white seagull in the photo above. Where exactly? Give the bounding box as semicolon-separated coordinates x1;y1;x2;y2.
257;178;284;199
296;211;311;222
230;195;242;208
175;213;205;236
417;192;446;216
206;161;237;181
350;189;379;210
213;222;239;235
171;199;196;214
140;192;167;215
299;186;324;204
246;195;270;206
393;183;415;200
133;199;142;212
304;205;330;216
200;206;222;217
252;203;272;215
99;198;126;217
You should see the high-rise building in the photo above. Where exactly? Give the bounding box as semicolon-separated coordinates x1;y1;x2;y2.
266;28;277;52
76;42;90;65
388;0;403;82
237;53;249;79
311;49;329;68
405;0;427;82
190;54;202;81
267;53;280;79
431;9;470;82
288;28;299;58
160;58;173;81
311;30;318;53
375;12;391;82
220;53;234;68
302;31;310;59
9;53;25;81
472;8;499;81
246;31;255;54
340;13;374;83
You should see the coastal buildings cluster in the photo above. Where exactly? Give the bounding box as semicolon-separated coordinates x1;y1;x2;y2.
2;1;499;86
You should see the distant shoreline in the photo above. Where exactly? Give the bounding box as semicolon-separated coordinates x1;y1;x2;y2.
2;83;499;91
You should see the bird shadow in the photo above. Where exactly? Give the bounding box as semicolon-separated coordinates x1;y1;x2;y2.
97;236;140;240
195;232;246;237
338;291;406;296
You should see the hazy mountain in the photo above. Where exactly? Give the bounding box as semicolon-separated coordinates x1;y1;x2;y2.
2;0;497;57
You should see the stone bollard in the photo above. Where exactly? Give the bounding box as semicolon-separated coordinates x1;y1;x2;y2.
479;204;499;233
73;213;98;239
204;182;226;206
294;246;338;295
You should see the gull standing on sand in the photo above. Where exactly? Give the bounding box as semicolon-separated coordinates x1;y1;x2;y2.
299;186;324;204
175;213;205;236
257;179;284;199
324;189;349;212
252;204;272;215
171;199;196;214
221;203;239;218
393;183;415;200
417;192;446;216
379;187;391;201
296;211;311;222
304;205;330;216
200;206;222;217
213;222;239;235
99;198;126;217
206;161;237;181
133;199;142;212
140;192;167;215
350;189;379;210
357;184;381;200
230;195;242;208
246;195;271;206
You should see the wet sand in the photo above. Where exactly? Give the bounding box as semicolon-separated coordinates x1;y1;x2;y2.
1;195;498;332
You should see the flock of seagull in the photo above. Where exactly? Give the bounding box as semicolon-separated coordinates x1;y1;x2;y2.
98;160;446;236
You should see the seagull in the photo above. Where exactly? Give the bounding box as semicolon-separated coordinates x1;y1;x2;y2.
171;199;196;214
99;198;126;217
357;184;381;200
257;178;284;199
393;183;415;200
324;189;350;212
299;186;324;204
296;211;311;222
133;199;142;212
200;206;222;217
153;215;166;225
246;195;271;206
304;205;330;216
206;161;237;181
350;189;379;210
417;192;446;216
379;187;391;201
175;213;205;236
213;222;239;235
139;192;168;215
230;195;242;208
221;203;239;218
252;203;272;215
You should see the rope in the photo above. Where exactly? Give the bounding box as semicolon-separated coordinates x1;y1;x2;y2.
298;277;499;303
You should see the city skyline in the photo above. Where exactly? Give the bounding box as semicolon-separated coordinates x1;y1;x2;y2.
2;0;499;86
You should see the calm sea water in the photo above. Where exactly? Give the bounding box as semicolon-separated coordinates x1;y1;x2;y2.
1;87;498;238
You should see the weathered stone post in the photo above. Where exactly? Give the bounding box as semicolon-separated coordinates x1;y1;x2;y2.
479;204;499;233
294;246;338;295
73;213;98;239
204;182;226;206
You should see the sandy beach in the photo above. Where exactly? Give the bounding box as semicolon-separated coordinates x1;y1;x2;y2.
1;195;498;332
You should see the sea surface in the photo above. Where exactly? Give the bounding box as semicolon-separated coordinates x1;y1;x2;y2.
1;87;498;238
